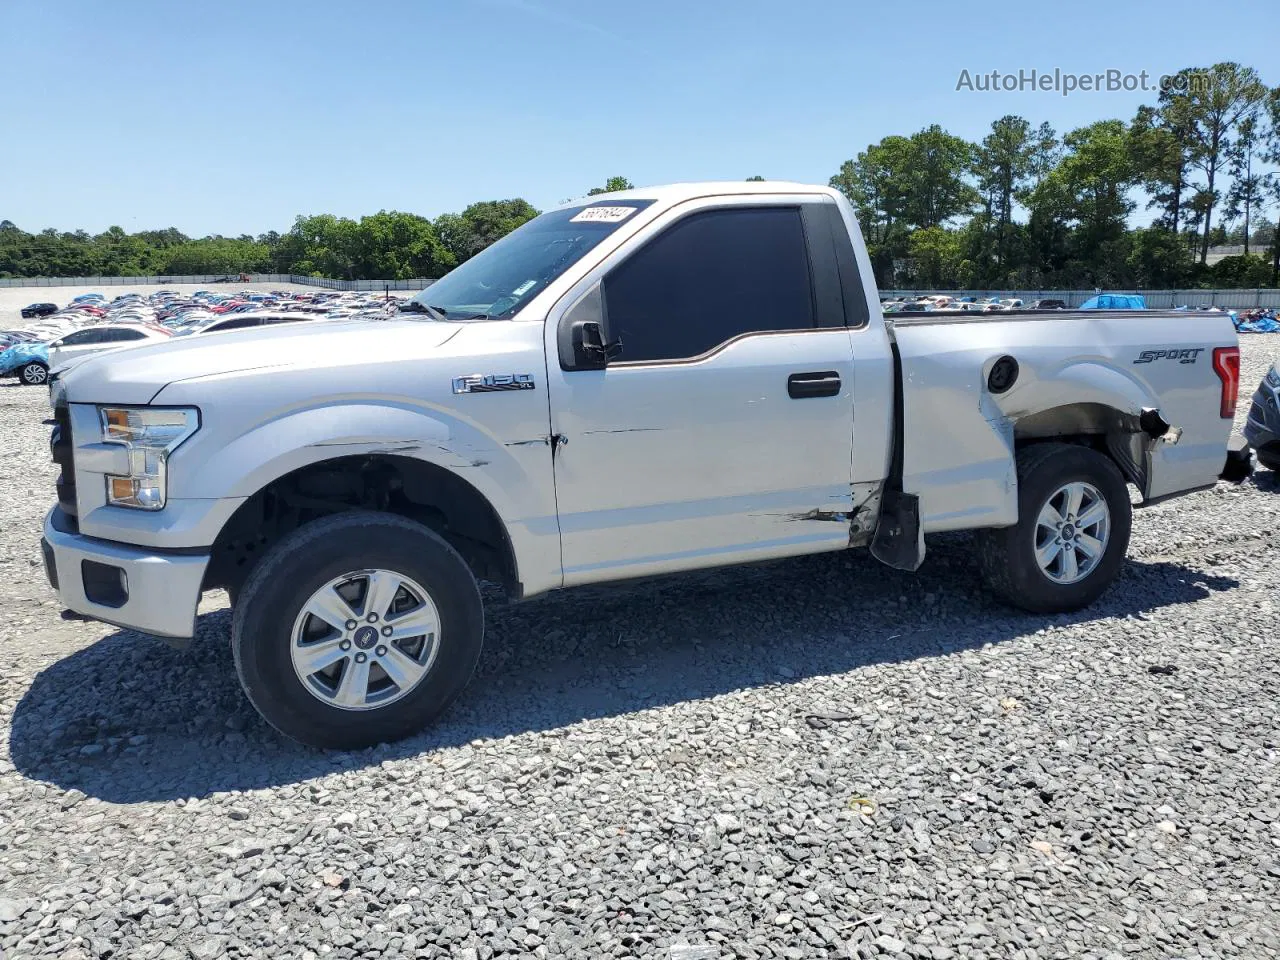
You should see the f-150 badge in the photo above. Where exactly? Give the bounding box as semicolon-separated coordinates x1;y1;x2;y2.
452;373;536;394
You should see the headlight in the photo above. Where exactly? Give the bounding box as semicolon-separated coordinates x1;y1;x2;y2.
99;407;199;510
1267;368;1280;389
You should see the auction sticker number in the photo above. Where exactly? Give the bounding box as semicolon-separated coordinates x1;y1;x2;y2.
570;206;637;224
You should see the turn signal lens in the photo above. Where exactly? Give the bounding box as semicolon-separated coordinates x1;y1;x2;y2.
109;477;141;502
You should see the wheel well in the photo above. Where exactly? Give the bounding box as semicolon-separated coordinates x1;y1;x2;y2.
203;455;520;599
1012;402;1151;491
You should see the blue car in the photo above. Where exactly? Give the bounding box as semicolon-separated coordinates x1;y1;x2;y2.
0;341;51;386
1079;293;1147;310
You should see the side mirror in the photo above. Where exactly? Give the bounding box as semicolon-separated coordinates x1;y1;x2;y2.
572;320;623;368
558;281;623;370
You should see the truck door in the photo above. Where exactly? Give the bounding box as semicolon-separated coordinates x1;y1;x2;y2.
544;195;857;587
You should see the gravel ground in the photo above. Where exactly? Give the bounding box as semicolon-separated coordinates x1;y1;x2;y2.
1;340;1278;960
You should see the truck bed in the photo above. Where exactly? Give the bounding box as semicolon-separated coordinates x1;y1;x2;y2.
887;309;1239;533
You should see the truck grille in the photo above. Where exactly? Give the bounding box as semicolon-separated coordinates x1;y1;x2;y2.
50;398;79;531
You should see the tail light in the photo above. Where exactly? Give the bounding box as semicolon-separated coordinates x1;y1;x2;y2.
1212;346;1240;419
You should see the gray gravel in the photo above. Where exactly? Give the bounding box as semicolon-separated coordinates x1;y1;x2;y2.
2;341;1279;959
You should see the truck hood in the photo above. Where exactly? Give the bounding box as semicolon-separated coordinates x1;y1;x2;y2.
57;319;464;405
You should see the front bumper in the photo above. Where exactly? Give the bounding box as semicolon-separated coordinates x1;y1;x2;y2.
41;506;209;639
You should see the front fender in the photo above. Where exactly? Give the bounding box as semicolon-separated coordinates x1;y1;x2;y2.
171;399;539;517
163;397;562;594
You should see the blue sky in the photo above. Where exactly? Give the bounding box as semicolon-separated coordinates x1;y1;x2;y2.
2;0;1275;236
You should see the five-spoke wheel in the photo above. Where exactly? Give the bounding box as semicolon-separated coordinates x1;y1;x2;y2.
232;511;484;749
976;443;1131;614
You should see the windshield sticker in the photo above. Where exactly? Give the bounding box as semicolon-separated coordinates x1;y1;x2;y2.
512;280;537;296
570;206;638;224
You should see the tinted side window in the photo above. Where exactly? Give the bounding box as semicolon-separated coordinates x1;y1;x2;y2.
603;207;814;363
113;329;147;341
61;330;100;345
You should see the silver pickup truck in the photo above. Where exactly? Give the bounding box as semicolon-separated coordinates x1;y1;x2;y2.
41;181;1249;748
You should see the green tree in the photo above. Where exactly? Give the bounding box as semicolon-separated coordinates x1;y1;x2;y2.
1024;120;1137;285
829;137;913;285
830;127;976;284
435;199;539;265
1127;227;1194;287
1260;87;1280;284
1129;104;1192;233
907;226;964;287
1161;63;1270;263
587;176;635;196
352;211;453;279
1209;253;1272;286
162;237;270;274
901;125;978;229
1224;115;1266;255
973;115;1036;271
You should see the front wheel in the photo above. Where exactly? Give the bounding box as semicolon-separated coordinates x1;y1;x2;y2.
19;361;48;386
231;511;484;749
975;443;1132;614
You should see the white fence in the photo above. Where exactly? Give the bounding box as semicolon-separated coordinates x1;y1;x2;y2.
0;274;435;291
884;289;1280;309
297;277;436;291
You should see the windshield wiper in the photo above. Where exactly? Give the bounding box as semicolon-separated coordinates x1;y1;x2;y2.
399;301;449;321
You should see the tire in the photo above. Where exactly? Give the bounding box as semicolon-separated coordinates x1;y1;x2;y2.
1256;443;1280;472
231;511;484;749
975;442;1132;614
19;361;48;386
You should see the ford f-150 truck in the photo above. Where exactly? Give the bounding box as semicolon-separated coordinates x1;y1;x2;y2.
41;181;1248;749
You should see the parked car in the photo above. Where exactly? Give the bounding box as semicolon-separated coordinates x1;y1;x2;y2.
0;341;51;385
1;329;40;350
1080;294;1146;310
48;323;173;370
172;312;324;336
41;180;1247;749
1030;299;1068;310
20;302;59;319
1244;362;1280;470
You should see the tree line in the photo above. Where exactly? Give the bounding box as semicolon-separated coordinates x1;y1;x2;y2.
3;62;1279;289
0;176;647;282
0;199;542;282
832;62;1280;289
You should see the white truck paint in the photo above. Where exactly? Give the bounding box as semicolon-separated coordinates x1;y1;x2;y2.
40;181;1247;747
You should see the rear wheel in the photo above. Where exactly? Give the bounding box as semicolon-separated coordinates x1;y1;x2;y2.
19;362;48;386
975;443;1132;614
231;511;484;749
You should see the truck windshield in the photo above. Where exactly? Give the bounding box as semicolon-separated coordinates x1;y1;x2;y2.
406;200;653;320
